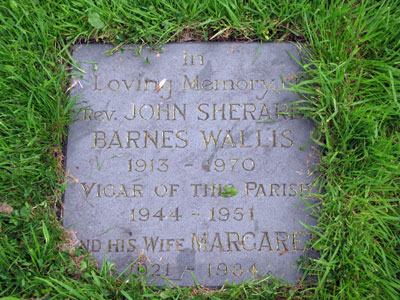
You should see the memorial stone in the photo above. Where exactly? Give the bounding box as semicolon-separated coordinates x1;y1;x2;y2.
63;43;318;286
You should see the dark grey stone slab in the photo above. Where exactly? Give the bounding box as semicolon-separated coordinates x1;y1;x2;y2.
64;43;318;286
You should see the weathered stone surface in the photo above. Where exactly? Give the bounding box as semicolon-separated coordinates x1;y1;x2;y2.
64;43;318;286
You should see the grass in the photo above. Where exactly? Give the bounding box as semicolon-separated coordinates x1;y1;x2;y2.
0;0;399;299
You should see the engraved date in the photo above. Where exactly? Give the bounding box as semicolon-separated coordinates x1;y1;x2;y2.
128;158;168;172
207;263;259;277
131;207;182;221
209;207;254;221
203;158;255;172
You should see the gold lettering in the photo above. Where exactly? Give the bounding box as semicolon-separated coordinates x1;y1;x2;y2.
152;183;179;197
166;239;174;251
139;104;155;120
236;79;248;90
197;104;209;120
300;183;312;194
259;103;271;120
229;104;240;120
80;239;102;252
144;131;158;148
94;131;106;149
275;103;289;120
243;103;256;120
94;74;104;91
107;80;120;91
94;111;103;121
256;130;262;147
143;236;159;252
176;238;184;252
159;239;165;252
172;104;186;120
107;131;122;149
256;80;274;100
213;104;226;120
161;131;173;148
242;232;256;251
222;131;235;148
289;183;298;196
282;183;287;196
176;130;188;148
157;104;169;120
191;103;298;121
169;184;179;197
245;182;256;197
84;109;93;120
160;80;172;100
255;184;266;197
191;54;204;65
116;184;128;197
192;232;208;251
270;184;280;196
103;184;115;197
80;240;89;251
154;184;168;197
104;110;115;121
227;232;241;251
81;183;95;197
210;233;224;252
183;50;188;65
91;239;101;252
127;131;140;148
202;79;213;91
190;184;202;197
128;239;136;252
215;79;234;91
108;239;124;252
292;232;305;251
276;232;289;251
122;79;135;91
281;129;293;148
183;75;199;90
144;79;157;91
272;130;277;147
249;79;258;90
200;130;221;148
258;232;272;251
124;104;136;121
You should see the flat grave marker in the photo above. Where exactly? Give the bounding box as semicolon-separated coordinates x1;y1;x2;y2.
64;43;318;286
